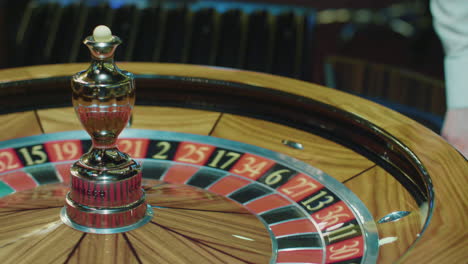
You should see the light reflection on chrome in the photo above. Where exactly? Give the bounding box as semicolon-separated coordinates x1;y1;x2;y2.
378;236;398;246
232;234;255;241
378;211;411;224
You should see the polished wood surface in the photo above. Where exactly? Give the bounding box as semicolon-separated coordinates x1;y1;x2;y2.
0;183;271;264
0;111;43;141
385;122;468;264
345;166;422;264
0;63;466;263
37;106;221;135
211;114;374;182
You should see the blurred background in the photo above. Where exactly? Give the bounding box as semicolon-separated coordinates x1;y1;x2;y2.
0;0;446;131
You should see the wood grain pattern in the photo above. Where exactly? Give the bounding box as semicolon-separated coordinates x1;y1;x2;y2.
132;106;220;135
0;208;63;247
336;100;423;129
0;63;466;263
37;106;221;135
344;166;423;264
0;224;83;264
0;111;42;141
67;234;140;264
0;63;426;133
126;222;259;264
144;183;272;263
384;122;468;264
0;183;67;210
211;114;374;182
0;185;82;264
0;183;272;264
145;210;271;263
37;107;82;133
0;63;410;113
146;183;250;213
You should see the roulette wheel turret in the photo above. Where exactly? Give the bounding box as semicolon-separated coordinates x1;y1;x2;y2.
62;25;151;232
0;26;466;264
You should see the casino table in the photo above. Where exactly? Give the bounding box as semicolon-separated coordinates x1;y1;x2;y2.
0;63;466;264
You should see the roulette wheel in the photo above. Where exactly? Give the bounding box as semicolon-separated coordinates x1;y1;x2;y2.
0;27;466;264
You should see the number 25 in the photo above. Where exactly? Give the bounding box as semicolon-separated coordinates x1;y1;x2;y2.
177;144;210;164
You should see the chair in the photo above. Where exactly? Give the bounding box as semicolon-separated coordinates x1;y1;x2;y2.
324;56;446;132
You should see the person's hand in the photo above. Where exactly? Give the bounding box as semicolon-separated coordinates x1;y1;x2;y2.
441;107;468;158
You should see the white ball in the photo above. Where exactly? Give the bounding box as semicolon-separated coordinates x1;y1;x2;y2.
93;25;113;42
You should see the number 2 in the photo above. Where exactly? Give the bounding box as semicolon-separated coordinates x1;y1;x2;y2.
152;141;171;160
